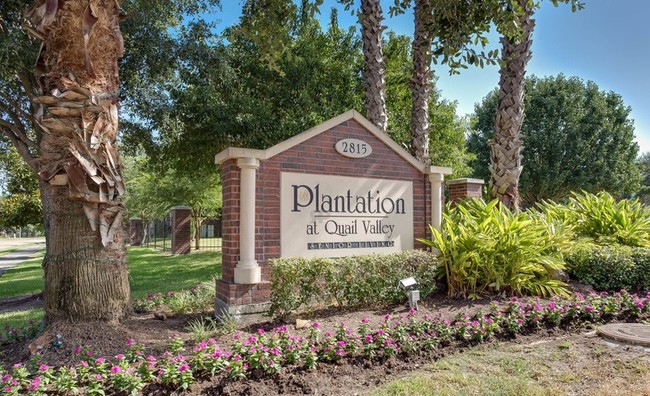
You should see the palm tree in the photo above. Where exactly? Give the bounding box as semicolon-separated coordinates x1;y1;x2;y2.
489;0;535;212
410;0;433;164
360;0;388;133
25;0;130;322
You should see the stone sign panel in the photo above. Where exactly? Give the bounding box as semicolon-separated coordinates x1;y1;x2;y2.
281;172;413;258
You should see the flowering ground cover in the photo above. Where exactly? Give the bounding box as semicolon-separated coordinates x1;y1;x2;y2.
2;289;650;395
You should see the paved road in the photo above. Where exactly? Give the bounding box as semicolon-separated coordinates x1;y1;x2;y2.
0;238;46;277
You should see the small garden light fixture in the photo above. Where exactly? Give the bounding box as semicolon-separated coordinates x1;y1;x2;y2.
398;276;420;310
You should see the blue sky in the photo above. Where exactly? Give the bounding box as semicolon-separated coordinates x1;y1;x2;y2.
216;0;650;153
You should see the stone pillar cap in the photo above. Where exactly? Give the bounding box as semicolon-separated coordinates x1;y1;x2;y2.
447;178;485;185
171;206;192;210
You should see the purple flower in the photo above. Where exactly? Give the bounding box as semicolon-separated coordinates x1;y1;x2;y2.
548;301;556;310
271;347;280;356
38;365;50;371
4;387;12;393
312;322;320;329
361;318;369;324
127;338;134;347
111;366;122;374
74;346;82;354
336;341;346;348
364;335;373;343
257;328;266;335
178;364;190;372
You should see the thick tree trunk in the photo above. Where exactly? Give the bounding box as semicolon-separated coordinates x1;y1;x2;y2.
41;181;129;322
26;0;130;322
360;0;388;133
410;0;432;164
489;0;535;212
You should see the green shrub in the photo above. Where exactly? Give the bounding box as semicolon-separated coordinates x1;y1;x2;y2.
566;244;650;292
536;191;650;247
422;199;571;299
269;250;438;319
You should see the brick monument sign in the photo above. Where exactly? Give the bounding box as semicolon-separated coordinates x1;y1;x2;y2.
214;110;452;316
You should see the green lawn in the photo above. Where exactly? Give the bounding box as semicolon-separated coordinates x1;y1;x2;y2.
0;247;221;329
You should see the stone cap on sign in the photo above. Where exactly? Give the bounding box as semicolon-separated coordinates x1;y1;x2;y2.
447;178;485;185
214;110;452;176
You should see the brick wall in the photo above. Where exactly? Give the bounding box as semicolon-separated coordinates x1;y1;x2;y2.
448;178;485;207
171;207;192;255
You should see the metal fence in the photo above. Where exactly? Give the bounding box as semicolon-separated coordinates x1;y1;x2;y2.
140;216;222;252
193;217;222;251
143;216;172;252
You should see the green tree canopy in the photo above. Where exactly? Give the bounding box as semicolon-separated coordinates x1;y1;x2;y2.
469;74;641;204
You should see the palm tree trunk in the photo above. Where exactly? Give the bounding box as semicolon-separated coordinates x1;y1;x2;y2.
27;0;130;322
489;0;535;212
410;0;433;164
360;0;388;133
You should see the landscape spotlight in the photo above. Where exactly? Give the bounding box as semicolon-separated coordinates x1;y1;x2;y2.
398;277;420;310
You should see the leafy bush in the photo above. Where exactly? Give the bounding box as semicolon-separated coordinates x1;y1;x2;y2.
423;199;571;299
566;244;650;292
132;278;216;315
269;250;438;319
537;191;650;247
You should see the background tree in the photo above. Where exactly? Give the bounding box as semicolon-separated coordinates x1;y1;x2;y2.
637;152;650;205
469;74;641;205
123;8;363;174
0;146;42;229
123;156;221;249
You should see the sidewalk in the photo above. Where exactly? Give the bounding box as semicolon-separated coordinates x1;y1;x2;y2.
0;239;46;277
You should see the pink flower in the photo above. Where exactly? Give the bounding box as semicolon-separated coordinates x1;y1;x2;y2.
86;351;93;357
38;365;50;371
127;338;134;347
28;377;41;391
257;328;266;335
147;355;156;362
364;335;373;343
95;358;106;365
116;354;125;360
111;366;122;374
12;363;21;369
178;364;190;372
96;374;103;380
74;346;82;354
79;361;89;368
548;302;556;310
337;341;346;348
271;347;280;356
361;318;369;324
4;387;12;393
311;323;320;329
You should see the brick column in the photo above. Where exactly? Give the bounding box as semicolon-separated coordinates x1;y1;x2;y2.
129;218;144;246
448;178;485;207
171;206;192;255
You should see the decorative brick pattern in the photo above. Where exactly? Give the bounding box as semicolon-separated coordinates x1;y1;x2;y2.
129;218;144;246
448;178;485;207
171;206;192;255
217;118;440;309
